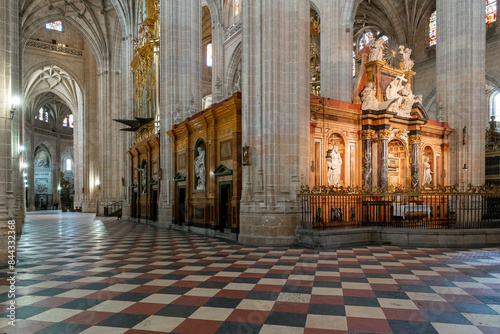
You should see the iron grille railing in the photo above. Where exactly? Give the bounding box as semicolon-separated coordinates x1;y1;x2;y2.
104;201;122;217
299;184;500;230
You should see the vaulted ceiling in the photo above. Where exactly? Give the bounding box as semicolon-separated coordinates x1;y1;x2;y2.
354;0;436;48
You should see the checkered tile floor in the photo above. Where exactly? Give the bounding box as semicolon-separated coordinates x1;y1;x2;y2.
1;212;500;333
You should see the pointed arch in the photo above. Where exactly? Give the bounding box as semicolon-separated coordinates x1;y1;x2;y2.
225;42;242;94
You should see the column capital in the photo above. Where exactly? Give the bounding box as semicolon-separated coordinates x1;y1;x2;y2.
362;129;375;140
409;135;422;145
379;129;392;140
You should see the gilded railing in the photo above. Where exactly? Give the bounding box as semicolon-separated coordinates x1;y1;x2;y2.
299;184;500;230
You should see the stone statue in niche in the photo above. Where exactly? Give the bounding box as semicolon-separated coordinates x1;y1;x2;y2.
327;145;342;187
194;147;206;191
400;46;414;71
137;164;147;194
361;82;379;110
234;62;242;92
423;157;432;186
368;38;385;62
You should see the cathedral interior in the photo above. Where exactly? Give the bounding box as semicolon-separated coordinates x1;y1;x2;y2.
1;0;500;333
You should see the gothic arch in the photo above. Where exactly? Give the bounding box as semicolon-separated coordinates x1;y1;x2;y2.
226;42;242;94
21;1;122;72
24;64;84;116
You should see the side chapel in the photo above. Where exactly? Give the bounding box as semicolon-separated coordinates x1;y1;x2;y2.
119;6;454;241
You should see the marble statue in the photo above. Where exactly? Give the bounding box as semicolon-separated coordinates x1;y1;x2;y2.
423;157;432;185
386;75;406;100
327;145;342;187
361;82;379;110
137;164;147;194
400;46;414;71
194;147;206;190
368;38;385;62
398;83;415;117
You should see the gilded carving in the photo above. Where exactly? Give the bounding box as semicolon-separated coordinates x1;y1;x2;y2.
409;135;422;145
379;129;392;140
362;130;375;140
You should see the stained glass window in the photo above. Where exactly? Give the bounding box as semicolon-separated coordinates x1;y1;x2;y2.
234;0;240;16
63;117;68;127
142;0;147;21
353;51;356;77
359;31;374;49
44;111;48;122
66;159;72;171
207;43;213;67
69;114;74;128
45;21;63;32
486;0;497;23
429;11;437;46
38;108;44;120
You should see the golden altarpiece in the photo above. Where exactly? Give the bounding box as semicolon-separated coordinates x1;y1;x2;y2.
168;93;242;239
115;0;160;223
310;38;453;191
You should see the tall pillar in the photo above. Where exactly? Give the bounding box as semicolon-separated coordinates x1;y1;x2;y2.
363;130;374;189
410;134;421;190
379;129;391;189
159;0;202;225
436;0;486;185
316;0;353;102
239;0;310;245
0;0;20;264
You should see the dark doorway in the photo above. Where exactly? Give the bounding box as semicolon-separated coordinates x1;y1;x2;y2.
131;191;138;218
218;182;232;232
152;189;158;221
178;186;186;225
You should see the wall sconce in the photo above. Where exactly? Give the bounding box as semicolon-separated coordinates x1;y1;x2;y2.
95;181;101;190
19;145;25;152
22;163;28;168
57;185;62;191
462;126;467;145
11;96;20;119
463;164;468;171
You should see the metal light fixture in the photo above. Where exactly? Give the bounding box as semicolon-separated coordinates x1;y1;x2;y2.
11;96;20;119
95;180;101;190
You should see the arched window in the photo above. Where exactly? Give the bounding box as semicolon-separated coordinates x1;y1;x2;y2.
62;114;74;128
66;158;72;171
487;0;497;23
36;108;49;122
45;21;63;32
429;11;437;46
142;0;147;22
359;31;374;49
207;43;213;67
492;93;500;120
353;51;356;77
234;0;240;16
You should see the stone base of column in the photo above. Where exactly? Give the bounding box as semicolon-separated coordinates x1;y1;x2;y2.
81;200;97;213
238;211;300;246
157;202;172;228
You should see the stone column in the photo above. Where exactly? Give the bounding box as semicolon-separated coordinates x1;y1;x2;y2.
315;0;353;101
239;0;310;245
410;134;421;190
159;0;202;226
379;129;391;189
363;130;374;189
436;0;486;185
0;0;20;264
